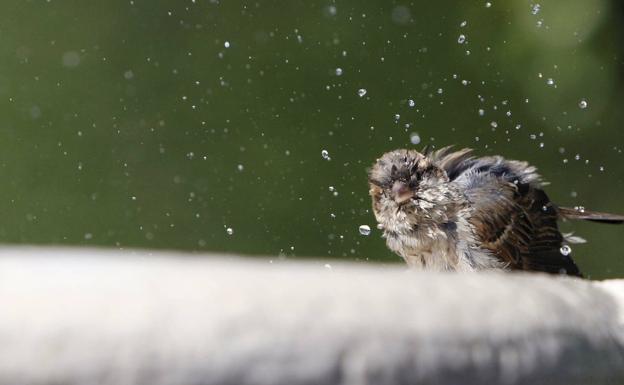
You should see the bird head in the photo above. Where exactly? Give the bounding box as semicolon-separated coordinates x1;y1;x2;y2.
368;149;449;215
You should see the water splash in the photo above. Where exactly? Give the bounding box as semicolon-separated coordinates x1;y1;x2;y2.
358;225;371;236
560;245;572;256
578;99;588;109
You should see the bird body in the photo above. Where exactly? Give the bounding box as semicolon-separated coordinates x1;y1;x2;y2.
368;147;624;277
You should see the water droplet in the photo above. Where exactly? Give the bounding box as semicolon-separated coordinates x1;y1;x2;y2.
357;88;367;97
560;245;571;256
460;20;467;27
478;109;485;116
531;3;541;15
408;99;415;107
324;263;333;270
29;106;41;119
62;51;81;68
457;34;466;44
485;2;492;8
394;114;400;121
490;121;498;128
224;41;230;48
226;227;234;235
237;164;244;171
358;225;371;236
321;149;331;160
335;67;343;76
575;206;585;213
410;133;421;145
546;78;555;86
578;99;588;109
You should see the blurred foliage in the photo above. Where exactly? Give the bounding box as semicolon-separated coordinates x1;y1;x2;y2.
1;0;623;278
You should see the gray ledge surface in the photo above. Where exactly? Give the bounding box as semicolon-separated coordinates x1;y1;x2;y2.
0;247;623;385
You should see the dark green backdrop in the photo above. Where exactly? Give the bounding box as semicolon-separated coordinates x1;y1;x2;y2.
2;0;624;278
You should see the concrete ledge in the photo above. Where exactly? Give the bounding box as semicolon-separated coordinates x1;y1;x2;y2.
0;247;622;385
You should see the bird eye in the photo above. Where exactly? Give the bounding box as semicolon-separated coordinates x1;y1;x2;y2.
408;176;419;189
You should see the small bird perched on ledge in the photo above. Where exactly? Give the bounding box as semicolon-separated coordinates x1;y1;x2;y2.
368;147;624;277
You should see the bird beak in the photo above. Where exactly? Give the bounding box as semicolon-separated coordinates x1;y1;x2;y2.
392;181;413;204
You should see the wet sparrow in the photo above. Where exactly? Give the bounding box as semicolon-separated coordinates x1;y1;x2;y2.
368;147;624;276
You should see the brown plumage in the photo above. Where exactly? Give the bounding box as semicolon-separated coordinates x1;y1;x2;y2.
368;146;624;277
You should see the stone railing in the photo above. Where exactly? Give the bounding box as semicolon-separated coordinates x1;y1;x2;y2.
0;247;622;385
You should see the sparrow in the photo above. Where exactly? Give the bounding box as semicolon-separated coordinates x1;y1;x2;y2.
368;146;624;277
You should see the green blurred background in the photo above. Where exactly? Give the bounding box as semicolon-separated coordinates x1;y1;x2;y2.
2;0;623;278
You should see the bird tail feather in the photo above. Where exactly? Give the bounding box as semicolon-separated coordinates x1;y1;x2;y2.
558;206;624;224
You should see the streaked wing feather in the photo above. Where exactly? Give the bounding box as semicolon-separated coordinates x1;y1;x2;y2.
427;146;477;181
467;180;582;277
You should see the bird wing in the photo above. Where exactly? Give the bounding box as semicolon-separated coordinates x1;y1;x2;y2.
425;146;477;181
457;169;582;277
428;147;582;276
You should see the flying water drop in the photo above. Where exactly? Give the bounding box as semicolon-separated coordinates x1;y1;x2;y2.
358;225;371;236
